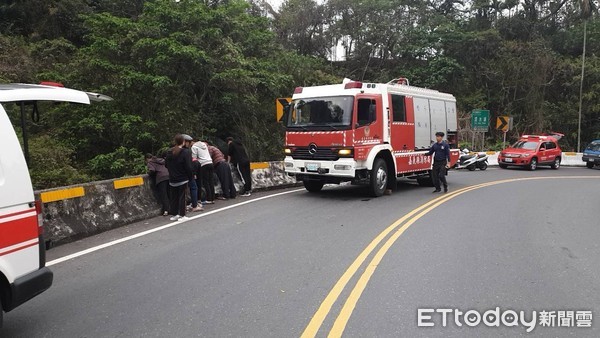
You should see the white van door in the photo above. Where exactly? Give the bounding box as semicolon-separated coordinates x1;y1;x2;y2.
0;83;111;324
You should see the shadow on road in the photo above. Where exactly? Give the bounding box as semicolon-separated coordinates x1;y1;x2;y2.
294;180;423;201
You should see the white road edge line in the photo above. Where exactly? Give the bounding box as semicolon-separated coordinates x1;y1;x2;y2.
47;188;305;266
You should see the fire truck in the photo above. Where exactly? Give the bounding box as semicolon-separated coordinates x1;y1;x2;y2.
282;78;460;196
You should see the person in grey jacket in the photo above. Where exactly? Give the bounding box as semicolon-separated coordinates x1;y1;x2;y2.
145;153;170;216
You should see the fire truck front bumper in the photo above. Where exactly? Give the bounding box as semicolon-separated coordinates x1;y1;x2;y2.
284;157;358;178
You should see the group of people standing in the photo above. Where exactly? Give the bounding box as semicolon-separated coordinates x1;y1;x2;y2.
145;134;252;221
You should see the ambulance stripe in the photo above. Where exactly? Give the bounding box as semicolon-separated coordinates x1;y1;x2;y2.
0;208;35;220
0;238;39;257
0;212;39;248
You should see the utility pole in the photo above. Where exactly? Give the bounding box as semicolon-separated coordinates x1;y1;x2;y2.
578;0;592;152
577;19;587;152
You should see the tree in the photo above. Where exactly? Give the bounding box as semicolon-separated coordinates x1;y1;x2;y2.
2;0;600;185
274;0;329;57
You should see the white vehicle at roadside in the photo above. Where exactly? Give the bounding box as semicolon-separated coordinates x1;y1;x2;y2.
0;83;111;327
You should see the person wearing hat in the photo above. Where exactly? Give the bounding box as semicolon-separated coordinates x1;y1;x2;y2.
427;131;450;193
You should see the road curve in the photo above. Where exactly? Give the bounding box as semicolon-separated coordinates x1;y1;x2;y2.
2;167;599;337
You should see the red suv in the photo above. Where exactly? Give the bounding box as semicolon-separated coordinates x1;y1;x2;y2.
498;135;562;170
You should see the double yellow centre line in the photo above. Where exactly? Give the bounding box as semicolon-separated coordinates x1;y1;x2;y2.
301;176;599;338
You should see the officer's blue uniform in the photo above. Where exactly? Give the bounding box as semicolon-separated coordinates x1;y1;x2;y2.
427;141;450;191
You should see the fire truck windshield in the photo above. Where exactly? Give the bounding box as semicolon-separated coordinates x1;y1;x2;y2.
286;96;354;130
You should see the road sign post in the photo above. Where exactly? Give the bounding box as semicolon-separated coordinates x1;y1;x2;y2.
471;110;490;131
471;110;490;151
496;115;513;149
496;116;512;132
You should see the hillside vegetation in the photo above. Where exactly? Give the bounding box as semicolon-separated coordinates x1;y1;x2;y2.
1;0;598;188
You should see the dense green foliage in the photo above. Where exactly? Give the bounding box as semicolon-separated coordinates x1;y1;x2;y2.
1;0;598;189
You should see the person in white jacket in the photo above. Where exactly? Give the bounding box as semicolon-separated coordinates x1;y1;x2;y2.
191;139;215;204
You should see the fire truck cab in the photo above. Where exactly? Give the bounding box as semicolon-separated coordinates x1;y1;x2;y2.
0;83;111;327
282;78;460;196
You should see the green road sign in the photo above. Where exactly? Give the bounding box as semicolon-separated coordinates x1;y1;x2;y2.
471;109;490;131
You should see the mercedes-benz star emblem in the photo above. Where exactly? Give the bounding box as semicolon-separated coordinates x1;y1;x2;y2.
308;143;318;155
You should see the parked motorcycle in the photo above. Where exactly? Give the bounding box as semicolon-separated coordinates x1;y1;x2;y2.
454;149;488;171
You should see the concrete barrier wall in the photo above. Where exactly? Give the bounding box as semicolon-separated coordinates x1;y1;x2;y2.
37;162;297;247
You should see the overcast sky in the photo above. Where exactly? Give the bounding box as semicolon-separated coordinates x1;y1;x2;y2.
265;0;282;10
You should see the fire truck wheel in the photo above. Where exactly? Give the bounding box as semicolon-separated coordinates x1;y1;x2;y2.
303;180;324;192
369;158;387;197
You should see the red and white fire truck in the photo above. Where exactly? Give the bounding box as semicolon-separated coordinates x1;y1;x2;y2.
282;78;460;196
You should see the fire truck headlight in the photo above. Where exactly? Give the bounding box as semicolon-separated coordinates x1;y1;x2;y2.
337;149;353;156
284;148;292;155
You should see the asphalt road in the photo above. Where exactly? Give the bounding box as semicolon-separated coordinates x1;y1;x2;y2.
2;166;599;337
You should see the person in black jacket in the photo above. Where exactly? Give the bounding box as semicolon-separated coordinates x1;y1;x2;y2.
427;132;451;193
165;134;194;221
227;137;251;196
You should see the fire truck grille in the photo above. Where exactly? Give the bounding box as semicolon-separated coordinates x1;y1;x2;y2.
292;148;339;161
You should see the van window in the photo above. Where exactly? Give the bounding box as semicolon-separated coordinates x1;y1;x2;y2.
357;99;376;126
391;95;406;122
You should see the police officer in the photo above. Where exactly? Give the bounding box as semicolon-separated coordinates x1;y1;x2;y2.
427;132;450;193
